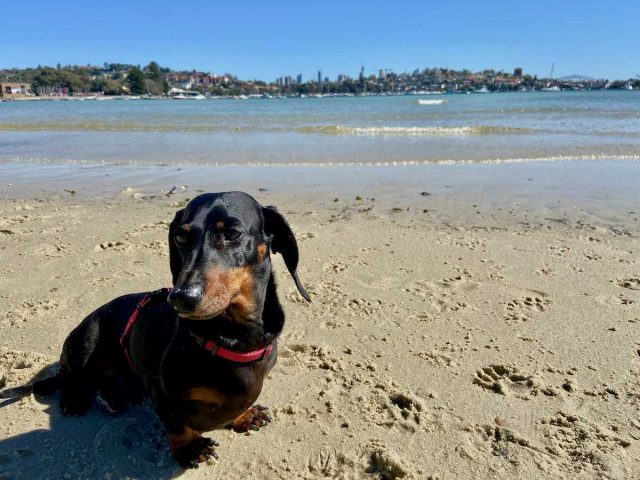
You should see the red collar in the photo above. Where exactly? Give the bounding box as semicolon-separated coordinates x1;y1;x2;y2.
189;331;274;363
119;288;273;366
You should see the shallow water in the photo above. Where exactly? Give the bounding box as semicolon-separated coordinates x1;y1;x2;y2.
1;91;640;165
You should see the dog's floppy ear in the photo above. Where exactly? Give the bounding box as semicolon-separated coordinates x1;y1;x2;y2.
168;209;185;285
262;206;311;302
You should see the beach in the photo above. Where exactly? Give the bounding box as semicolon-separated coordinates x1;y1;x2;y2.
0;158;639;479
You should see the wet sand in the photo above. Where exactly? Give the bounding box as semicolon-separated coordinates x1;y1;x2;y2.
0;160;639;479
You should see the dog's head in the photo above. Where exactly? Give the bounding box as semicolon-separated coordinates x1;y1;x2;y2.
167;191;310;322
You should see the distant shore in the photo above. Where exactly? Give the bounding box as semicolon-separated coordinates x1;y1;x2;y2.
3;86;639;103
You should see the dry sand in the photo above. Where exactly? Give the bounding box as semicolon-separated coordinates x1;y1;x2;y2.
0;169;639;479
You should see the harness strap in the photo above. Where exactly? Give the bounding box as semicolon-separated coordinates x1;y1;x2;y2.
120;289;170;368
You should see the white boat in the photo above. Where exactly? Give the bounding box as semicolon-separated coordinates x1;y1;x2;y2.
171;91;206;100
476;86;490;93
624;83;634;91
541;85;561;92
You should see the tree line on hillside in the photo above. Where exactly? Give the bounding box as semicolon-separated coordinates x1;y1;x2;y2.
0;62;169;96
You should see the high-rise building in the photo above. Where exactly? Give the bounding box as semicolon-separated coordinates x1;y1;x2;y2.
296;74;303;84
317;70;322;83
379;69;386;80
514;67;523;77
359;65;365;81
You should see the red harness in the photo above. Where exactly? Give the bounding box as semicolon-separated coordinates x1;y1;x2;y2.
119;294;154;368
119;290;273;366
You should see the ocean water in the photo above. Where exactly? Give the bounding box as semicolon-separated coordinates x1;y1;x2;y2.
1;91;640;165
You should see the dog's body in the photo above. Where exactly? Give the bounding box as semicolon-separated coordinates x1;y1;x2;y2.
53;192;310;467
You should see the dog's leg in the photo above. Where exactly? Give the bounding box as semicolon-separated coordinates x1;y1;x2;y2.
167;425;219;469
97;369;146;414
58;311;102;416
59;371;94;416
156;397;219;468
230;405;272;432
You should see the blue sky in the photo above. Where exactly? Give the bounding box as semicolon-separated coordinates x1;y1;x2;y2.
1;0;638;80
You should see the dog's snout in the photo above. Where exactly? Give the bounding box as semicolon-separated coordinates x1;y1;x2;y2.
168;285;203;313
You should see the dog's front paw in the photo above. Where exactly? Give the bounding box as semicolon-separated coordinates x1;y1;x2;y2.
230;405;272;433
174;436;219;469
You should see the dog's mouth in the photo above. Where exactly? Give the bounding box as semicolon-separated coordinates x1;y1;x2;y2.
175;310;224;321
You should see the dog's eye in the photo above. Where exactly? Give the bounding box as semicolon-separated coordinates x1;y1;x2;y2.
225;229;242;241
174;233;187;246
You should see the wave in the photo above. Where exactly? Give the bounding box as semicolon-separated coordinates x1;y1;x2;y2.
0;122;540;136
2;122;639;138
5;154;640;169
306;125;544;136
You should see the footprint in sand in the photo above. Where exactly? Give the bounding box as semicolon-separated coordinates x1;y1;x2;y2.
93;241;127;252
404;281;468;312
35;243;69;258
438;274;479;292
473;365;535;397
536;265;553;276
503;295;550;324
414;350;454;368
506;296;550;313
307;446;357;478
549;245;571;257
296;232;316;241
373;388;437;433
583;249;603;261
4;300;61;327
617;278;640;291
541;412;631;473
140;240;165;252
454;237;485;251
323;262;348;273
367;442;413;479
596;294;635;306
139;221;170;231
468;423;539;461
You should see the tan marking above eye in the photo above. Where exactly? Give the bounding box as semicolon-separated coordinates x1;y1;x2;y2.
215;221;225;230
257;243;267;261
179;224;191;232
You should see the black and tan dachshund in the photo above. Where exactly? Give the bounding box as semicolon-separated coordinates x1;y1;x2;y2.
24;191;310;468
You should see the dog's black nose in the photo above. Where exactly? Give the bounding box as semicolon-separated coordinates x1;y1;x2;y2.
168;285;203;314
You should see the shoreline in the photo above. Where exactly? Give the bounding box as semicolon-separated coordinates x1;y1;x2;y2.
2;158;638;233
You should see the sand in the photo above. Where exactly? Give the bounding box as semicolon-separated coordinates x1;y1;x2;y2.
0;164;639;479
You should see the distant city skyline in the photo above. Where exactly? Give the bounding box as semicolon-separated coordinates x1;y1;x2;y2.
1;0;639;81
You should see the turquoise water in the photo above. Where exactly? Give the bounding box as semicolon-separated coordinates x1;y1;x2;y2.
1;91;640;165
